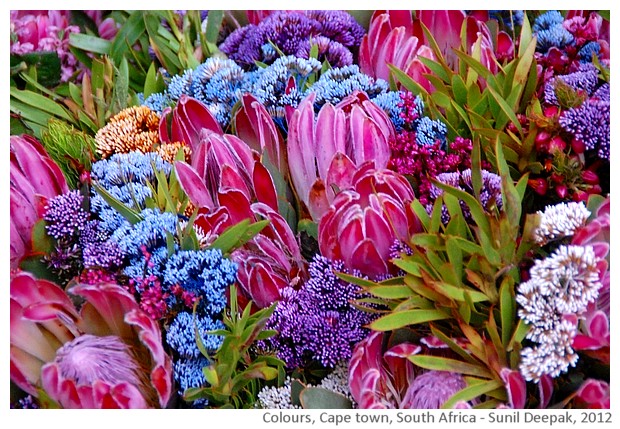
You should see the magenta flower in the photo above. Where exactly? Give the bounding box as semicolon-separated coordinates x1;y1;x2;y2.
159;95;223;151
10;272;173;408
359;11;436;92
573;379;610;409
318;165;419;278
10;11;81;81
349;332;466;409
10;135;68;269
287;91;395;220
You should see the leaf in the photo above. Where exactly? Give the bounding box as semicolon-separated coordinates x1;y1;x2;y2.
31;219;54;254
486;86;524;134
451;74;468;105
209;219;269;254
10;87;74;123
370;309;449;331
518;13;533;57
408;355;492;378
442;379;503;409
495;137;522;231
204;11;225;45
388;64;430;98
92;183;143;224
109;11;147;65
430;325;480;365
69;33;111;54
499;277;515;347
299;387;353;409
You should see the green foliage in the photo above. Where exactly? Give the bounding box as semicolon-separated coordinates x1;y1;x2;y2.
349;141;534;407
390;15;540;178
183;285;285;408
40;119;97;188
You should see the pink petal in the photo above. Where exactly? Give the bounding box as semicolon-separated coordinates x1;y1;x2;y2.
500;368;527;409
174;161;215;209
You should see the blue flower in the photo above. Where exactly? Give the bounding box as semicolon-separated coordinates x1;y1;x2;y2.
110;208;178;257
167;69;194;102
173;356;210;407
142;92;171;115
533;10;565;32
533;11;574;53
416;116;448;148
164;249;237;316
309;65;388;108
166;311;224;359
578;41;601;63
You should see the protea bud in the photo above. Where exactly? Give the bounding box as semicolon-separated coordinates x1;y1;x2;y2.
318;166;419;278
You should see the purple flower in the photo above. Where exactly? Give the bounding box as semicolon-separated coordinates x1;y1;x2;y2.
559;98;610;160
543;63;600;105
405;371;467;408
219;11;364;68
262;255;374;369
43;190;89;240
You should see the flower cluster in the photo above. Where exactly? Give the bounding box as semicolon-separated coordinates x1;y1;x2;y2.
263;256;374;369
219;10;365;68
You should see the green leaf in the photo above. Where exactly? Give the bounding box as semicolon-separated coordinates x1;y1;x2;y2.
409;355;492;378
209;219;269;254
507;319;530;352
335;272;381;289
92;183;143;224
451;74;468;105
432;180;493;242
12;52;61;87
411;199;431;231
370;309;449;331
109;12;147;65
365;284;413;300
10;87;74;122
500;277;515;347
69;33;111;54
297;219;318;241
300;387;353;409
388;64;430;98
518;13;533;57
204;11;225;45
495;138;522;231
486;86;524;134
442;379;503;409
418;56;451;83
430;325;480;365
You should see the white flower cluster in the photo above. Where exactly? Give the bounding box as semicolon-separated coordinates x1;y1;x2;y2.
533;201;590;245
257;361;354;408
257;377;300;409
516;245;603;382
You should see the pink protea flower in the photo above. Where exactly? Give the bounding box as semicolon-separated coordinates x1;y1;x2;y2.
359;11;436;92
10;272;172;408
174;130;307;309
318;164;420;278
10;135;68;269
287;91;395;220
349;331;466;409
573;379;610;409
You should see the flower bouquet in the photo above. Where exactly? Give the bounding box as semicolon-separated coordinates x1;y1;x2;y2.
9;9;610;410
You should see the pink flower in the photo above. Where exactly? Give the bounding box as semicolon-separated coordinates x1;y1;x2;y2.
319;165;419;278
287;91;394;220
573;379;610;409
349;332;466;409
10;272;173;408
10;135;68;269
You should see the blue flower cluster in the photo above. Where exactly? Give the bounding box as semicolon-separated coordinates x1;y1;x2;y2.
91;151;171;234
263;255;374;369
173;356;210;407
163;249;237;315
309;65;389;108
166;311;224;359
533;11;574;53
416;116;448;148
109;208;179;279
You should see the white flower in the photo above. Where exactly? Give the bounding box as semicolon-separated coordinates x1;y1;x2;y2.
519;319;579;382
533;201;590;245
530;245;602;315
